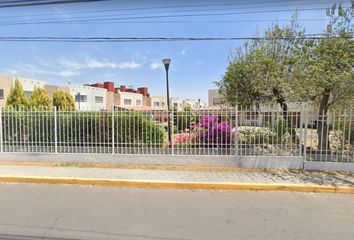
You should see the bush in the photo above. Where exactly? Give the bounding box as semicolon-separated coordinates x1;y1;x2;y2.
174;111;195;133
192;115;235;147
57;111;165;148
1;110;165;149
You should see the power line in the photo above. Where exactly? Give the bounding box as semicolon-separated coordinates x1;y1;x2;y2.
0;0;106;8
58;18;329;25
0;6;346;26
0;34;351;43
0;0;338;20
0;0;338;26
0;0;335;19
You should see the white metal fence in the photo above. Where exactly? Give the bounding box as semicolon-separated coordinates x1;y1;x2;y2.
0;107;353;163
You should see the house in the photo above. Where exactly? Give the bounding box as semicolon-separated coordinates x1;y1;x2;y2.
0;76;45;108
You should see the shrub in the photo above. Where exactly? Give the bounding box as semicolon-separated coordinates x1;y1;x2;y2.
53;90;75;111
174;111;195;133
1;110;165;150
192;115;235;147
57;111;165;148
6;79;29;108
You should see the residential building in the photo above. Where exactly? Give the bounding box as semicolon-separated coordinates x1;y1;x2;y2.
0;76;45;108
69;84;107;111
151;96;167;110
89;82;151;110
170;97;184;111
183;99;207;110
208;89;225;107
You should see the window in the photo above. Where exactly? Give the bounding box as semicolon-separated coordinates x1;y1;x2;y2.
25;91;32;98
154;102;160;107
0;89;4;99
136;100;142;106
161;102;165;107
124;99;132;105
95;96;104;103
212;98;224;105
75;94;87;102
173;103;178;107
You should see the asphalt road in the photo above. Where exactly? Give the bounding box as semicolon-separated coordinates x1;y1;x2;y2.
0;184;353;240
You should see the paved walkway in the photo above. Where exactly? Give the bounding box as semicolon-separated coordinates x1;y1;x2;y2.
0;164;353;188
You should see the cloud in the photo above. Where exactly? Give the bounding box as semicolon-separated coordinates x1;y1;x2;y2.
150;61;162;70
59;58;141;70
57;70;79;77
11;63;80;78
179;48;189;56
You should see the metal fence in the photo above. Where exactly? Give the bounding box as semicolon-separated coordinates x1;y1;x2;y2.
0;107;353;163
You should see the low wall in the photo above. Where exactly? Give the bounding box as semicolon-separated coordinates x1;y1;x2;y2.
304;161;354;172
0;153;302;169
236;156;303;169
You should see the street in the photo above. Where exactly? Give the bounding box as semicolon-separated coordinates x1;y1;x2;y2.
0;184;353;240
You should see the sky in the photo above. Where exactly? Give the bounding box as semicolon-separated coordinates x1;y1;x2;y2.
0;0;351;101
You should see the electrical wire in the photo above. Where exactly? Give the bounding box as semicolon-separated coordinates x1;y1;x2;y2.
0;6;348;26
0;34;351;43
0;0;106;8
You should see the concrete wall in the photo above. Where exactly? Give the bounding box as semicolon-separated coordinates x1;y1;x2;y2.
143;96;151;107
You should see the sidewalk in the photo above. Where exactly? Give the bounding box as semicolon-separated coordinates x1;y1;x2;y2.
0;162;353;193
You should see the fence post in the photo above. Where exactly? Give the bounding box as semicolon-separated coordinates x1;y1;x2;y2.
171;110;174;155
235;106;239;159
112;107;115;155
299;105;304;157
54;106;58;154
303;107;308;167
0;108;2;153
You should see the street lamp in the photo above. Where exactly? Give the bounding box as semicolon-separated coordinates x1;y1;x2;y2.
162;58;172;144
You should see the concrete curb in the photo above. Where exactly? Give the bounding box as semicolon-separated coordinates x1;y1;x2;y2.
0;176;353;194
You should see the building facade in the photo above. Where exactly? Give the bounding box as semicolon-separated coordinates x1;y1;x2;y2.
0;76;46;108
69;84;107;111
208;89;225;108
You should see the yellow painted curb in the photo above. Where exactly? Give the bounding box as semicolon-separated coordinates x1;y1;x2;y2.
0;176;353;194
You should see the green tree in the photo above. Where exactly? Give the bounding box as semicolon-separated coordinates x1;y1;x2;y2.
52;90;75;111
6;79;29;108
295;5;354;150
29;86;51;109
216;17;305;116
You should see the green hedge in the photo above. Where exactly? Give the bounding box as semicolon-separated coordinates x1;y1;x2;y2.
1;110;165;148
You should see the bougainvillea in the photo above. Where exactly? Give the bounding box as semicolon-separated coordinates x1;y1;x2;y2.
192;115;235;146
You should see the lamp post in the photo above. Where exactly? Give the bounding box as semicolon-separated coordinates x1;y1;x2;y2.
162;58;172;144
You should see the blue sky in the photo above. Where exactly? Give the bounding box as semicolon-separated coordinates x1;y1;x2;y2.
0;0;350;101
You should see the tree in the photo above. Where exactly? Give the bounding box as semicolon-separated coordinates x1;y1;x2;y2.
295;5;354;150
52;90;75;111
216;17;305;117
6;79;29;108
29;86;51;109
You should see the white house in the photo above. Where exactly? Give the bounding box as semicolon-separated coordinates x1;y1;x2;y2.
69;84;107;111
151;96;167;110
118;91;144;108
170;97;184;111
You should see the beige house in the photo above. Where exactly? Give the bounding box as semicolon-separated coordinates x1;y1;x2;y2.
0;76;13;108
0;76;46;108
